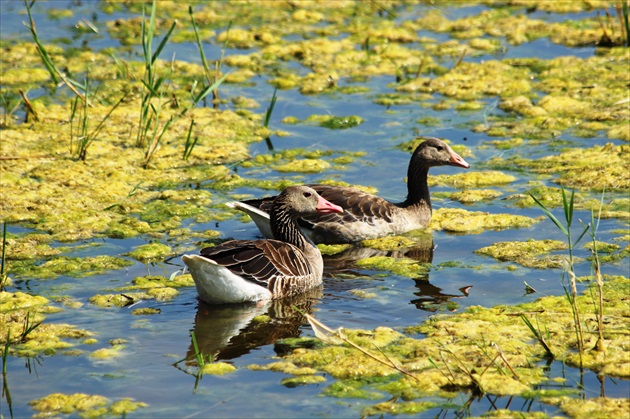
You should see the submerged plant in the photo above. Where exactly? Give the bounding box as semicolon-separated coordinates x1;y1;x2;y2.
138;0;227;167
182;119;198;160
69;72;128;161
528;188;590;367
580;191;607;353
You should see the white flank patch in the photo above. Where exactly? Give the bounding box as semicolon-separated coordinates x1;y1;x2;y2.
182;255;272;304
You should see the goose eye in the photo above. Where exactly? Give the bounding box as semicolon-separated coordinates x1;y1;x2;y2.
436;146;443;151
303;191;312;198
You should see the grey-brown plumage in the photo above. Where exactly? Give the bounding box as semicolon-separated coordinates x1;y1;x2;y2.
182;186;343;304
228;137;470;244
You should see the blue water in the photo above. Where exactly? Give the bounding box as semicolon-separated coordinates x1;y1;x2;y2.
1;1;628;418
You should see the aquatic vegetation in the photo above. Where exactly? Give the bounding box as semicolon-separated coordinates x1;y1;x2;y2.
1;1;628;417
200;361;237;375
29;393;147;417
356;256;431;278
251;274;629;416
430;170;516;188
126;243;173;263
474;239;568;269
0;291;93;357
448;188;503;204
10;256;134;280
491;144;630;192
430;208;540;233
88;292;151;308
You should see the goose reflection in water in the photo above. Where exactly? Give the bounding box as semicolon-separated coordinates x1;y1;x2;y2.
322;232;472;313
186;286;322;363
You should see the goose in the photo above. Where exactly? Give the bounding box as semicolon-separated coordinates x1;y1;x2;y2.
182;185;343;304
228;137;469;244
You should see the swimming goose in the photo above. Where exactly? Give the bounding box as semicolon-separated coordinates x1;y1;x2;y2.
228;137;469;244
182;186;343;304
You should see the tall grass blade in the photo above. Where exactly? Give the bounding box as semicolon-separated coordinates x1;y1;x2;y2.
623;0;630;47
561;187;575;228
190;331;205;367
521;315;553;357
1;222;7;280
151;21;177;66
528;192;569;236
264;88;278;128
183;119;198;160
189;6;212;83
23;0;88;104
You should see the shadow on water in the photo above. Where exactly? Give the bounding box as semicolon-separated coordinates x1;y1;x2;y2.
186;287;322;362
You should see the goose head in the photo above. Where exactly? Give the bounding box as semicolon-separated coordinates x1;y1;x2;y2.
412;137;470;169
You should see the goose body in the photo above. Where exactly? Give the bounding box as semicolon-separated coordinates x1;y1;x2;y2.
182;186;343;304
228;137;469;244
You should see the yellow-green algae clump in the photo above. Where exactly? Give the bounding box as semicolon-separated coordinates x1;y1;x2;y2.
29;393;147;418
474;239;569;269
0;291;92;357
251;275;629;416
430;208;540;233
490;144;630;192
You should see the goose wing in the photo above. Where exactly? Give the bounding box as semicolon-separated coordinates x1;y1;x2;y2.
200;240;313;289
250;184;397;226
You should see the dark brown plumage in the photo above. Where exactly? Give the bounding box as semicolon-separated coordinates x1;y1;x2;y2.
228;137;469;244
182;186;343;304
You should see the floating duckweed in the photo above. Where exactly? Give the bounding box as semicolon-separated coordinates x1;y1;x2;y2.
490;144;630;191
262;277;628;411
131;307;161;315
474;239;568;269
317;243;354;255
131;274;195;289
281;375;326;387
29;393;109;416
29;393;147;417
88;293;149;308
90;347;124;359
272;158;331;173
3;234;60;260
583;241;620;254
323;380;383;400
363;400;440;416
127;243;173;262
0;290;51;312
430;171;516;188
147;287;179;301
201;362;237;375
486;137;525;150
356;256;430;278
319;115;364;130
361;236;417;251
14;255;133;279
431;208;539;233
449;189;502;204
51;296;84;309
349;290;378;299
107;398;149;415
546;396;630;419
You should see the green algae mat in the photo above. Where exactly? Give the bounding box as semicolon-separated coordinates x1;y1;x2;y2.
1;0;629;417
